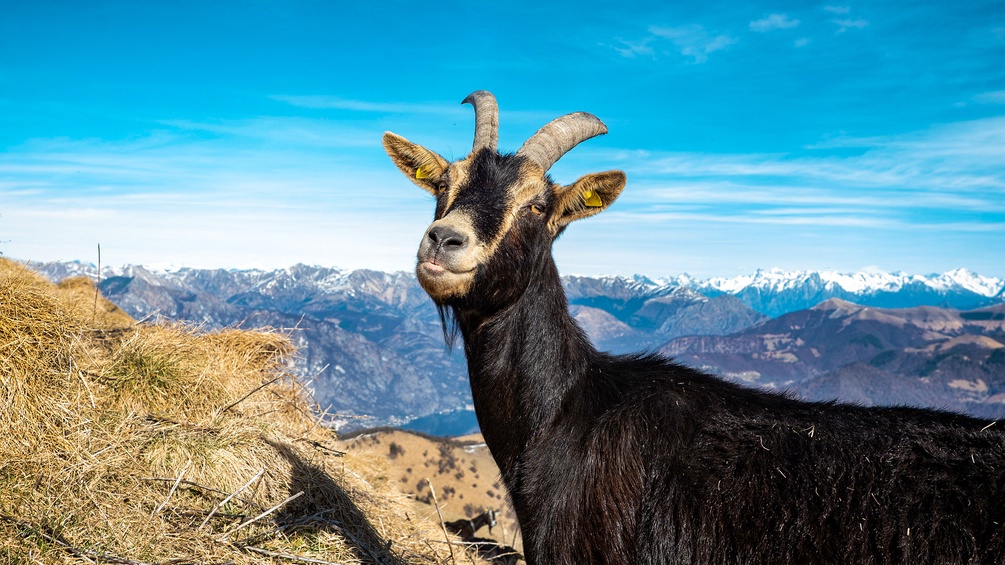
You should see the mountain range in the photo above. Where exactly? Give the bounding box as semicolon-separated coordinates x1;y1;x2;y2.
569;268;1004;318
32;261;1005;431
663;299;1005;417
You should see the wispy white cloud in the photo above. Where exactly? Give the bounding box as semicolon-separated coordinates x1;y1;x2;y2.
0;121;434;271
822;5;867;33
750;14;800;33
161;116;384;148
268;94;562;144
833;18;868;32
271;95;465;116
611;37;655;59
648;24;738;63
604;207;896;229
585;116;1005;238
633;179;1002;212
974;90;1005;104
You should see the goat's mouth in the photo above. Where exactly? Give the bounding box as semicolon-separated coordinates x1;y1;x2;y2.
416;260;477;301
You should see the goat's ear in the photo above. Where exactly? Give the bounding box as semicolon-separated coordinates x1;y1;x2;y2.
383;132;450;195
551;170;626;229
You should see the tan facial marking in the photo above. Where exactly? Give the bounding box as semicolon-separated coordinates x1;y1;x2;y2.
440;159;471;215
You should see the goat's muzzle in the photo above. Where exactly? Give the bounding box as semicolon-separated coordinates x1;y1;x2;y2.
416;218;479;301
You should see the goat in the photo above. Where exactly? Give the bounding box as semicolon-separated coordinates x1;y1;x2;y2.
383;91;1005;564
445;509;497;540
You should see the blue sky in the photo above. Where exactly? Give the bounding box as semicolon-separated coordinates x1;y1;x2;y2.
2;0;1004;278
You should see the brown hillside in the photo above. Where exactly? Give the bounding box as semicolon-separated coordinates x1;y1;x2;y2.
340;428;523;554
0;258;487;564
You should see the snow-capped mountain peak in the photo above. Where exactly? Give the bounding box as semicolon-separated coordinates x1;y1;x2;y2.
699;268;1003;298
930;268;1003;296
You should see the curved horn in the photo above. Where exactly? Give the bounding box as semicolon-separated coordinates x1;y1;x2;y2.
516;112;608;172
462;90;499;154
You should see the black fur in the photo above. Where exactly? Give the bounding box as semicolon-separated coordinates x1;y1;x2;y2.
423;152;1005;565
455;151;524;241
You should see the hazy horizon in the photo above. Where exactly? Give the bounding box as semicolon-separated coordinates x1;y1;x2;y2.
25;257;1005;294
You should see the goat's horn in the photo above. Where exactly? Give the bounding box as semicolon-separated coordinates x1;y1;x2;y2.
463;90;499;154
517;112;608;172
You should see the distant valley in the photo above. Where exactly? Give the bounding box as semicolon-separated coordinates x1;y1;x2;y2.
34;261;1005;433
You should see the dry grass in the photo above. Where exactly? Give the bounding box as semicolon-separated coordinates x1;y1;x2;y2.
0;258;478;564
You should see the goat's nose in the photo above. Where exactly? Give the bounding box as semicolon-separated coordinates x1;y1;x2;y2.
427;225;468;250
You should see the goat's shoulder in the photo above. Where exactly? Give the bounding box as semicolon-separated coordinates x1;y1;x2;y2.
581;351;794;419
579;351;1003;454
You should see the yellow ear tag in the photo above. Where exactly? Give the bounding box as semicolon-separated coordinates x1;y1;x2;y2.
583;190;603;207
415;165;433;179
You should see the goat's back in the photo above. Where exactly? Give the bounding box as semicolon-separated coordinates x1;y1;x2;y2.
516;354;1005;564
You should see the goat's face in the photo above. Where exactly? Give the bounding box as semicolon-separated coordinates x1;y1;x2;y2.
383;92;626;305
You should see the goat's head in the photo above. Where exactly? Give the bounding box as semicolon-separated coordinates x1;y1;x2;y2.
383;91;626;307
486;509;497;533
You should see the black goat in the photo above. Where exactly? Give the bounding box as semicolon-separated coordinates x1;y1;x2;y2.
445;509;497;540
383;91;1005;564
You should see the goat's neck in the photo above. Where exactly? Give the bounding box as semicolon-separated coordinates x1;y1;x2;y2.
454;259;593;477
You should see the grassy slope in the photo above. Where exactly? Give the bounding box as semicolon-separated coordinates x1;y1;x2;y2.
339;429;522;554
0;258;484;564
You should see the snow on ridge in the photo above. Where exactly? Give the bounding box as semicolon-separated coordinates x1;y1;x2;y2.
930;268;1003;296
816;271;908;294
564;268;1003;299
701;268;804;294
698;268;1004;297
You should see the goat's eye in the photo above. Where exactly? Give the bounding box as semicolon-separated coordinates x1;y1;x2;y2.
530;203;545;215
436;179;448;193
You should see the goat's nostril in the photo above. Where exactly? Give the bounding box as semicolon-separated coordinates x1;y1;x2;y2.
428;226;468;249
443;235;466;248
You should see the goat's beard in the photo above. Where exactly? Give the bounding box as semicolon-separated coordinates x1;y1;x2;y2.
436;304;461;350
